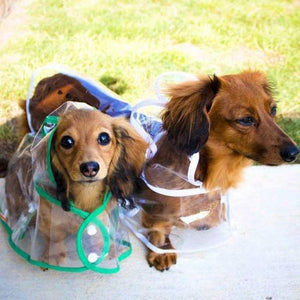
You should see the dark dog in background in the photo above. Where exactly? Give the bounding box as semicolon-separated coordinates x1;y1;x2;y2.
136;70;299;271
18;74;101;136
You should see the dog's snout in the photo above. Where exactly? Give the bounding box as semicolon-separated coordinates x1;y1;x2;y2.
80;161;100;178
280;145;300;162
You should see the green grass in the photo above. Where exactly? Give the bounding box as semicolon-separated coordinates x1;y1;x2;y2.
0;0;299;161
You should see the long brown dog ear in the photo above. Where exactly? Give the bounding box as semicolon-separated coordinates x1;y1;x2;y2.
162;74;220;155
107;119;147;199
50;132;71;211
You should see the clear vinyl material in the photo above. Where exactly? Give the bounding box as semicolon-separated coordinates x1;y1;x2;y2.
122;72;232;253
0;67;232;267
0;102;131;273
120;164;232;253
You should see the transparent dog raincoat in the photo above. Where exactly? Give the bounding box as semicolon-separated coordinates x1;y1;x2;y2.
0;101;132;273
120;72;232;253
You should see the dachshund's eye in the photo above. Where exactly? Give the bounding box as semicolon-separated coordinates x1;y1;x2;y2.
236;117;256;126
98;132;110;146
60;136;74;149
270;106;277;117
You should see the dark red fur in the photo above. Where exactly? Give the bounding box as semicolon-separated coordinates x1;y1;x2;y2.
137;70;299;271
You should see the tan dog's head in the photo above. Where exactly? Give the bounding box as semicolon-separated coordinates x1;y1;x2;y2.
51;109;147;210
163;70;299;165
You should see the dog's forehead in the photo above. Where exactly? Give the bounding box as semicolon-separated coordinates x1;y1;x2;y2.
57;109;113;133
218;72;273;106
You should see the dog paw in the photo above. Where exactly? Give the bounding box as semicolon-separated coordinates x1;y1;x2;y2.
49;252;66;266
197;224;210;230
147;251;177;272
42;250;66;266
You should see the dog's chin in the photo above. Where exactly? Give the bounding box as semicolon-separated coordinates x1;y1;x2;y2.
244;153;261;163
69;173;106;184
77;179;102;184
70;176;105;184
244;154;287;166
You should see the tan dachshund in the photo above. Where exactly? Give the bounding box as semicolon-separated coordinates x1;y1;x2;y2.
6;108;147;265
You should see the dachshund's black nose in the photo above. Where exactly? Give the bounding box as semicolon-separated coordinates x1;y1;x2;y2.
280;145;300;162
80;161;99;177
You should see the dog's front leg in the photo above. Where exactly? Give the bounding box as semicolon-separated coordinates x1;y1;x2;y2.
147;228;177;272
42;233;67;267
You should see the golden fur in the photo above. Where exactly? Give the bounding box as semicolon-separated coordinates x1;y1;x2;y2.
137;70;299;271
50;109;147;211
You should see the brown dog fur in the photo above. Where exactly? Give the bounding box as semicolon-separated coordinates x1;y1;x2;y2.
18;73;101;137
137;70;299;271
6;108;147;266
12;71;299;269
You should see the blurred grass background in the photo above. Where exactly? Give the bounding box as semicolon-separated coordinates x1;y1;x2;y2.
0;0;299;161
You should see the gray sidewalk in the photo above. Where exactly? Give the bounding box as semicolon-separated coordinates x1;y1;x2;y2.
0;165;299;299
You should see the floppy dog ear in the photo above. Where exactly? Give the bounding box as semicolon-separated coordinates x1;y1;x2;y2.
107;119;147;200
50;132;71;211
162;75;221;155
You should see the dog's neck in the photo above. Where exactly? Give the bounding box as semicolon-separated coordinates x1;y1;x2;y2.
153;135;251;193
198;141;252;192
69;181;107;213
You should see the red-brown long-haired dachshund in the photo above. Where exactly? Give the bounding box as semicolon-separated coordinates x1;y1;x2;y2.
136;70;299;271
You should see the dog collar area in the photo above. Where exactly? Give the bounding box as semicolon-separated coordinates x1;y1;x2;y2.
140;151;210;198
141;171;208;197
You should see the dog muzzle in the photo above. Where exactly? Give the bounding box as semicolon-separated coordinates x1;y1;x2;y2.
0;103;131;273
